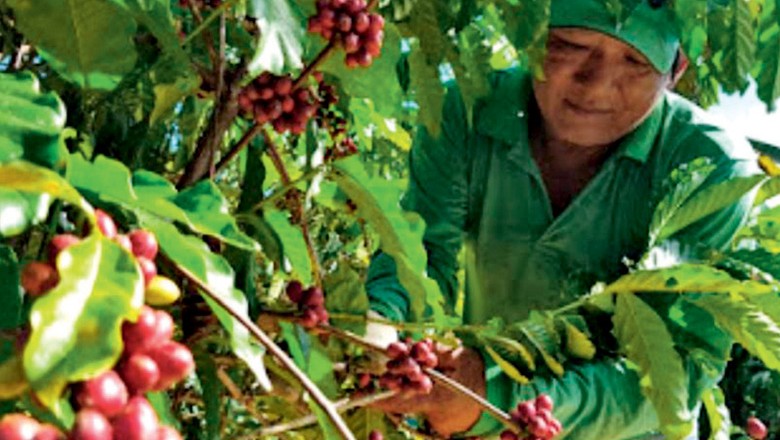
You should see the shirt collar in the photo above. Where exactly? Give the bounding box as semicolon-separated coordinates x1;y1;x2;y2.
475;68;666;164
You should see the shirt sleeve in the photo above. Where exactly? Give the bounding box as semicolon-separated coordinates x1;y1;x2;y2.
366;82;471;321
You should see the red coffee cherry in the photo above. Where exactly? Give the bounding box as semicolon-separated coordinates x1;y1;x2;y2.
71;409;113;440
20;261;59;297
499;431;519;440
0;413;41;440
386;342;409;359
33;424;64;440
119;354;161;395
48;234;80;263
535;394;554;412
302;287;325;307
122;306;172;354
157;425;184;440
368;430;383;440
94;210;117;239
128;230;158;260
747;416;768;440
137;257;157;286
76;371;129;418
286;280;304;304
147;341;195;390
112;397;159;440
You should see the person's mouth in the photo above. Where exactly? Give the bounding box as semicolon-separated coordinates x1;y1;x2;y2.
564;99;613;115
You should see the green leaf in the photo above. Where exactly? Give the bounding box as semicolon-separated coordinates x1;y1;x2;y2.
0;73;67;169
675;0;709;60
718;0;757;93
493;0;550;72
347;408;404;440
173;181;260;251
509;317;564;377
407;46;444;137
755;176;780;205
649;158;716;245
701;386;731;440
105;0;182;56
324;264;369;334
264;210;313;286
141;215;272;391
654;174;765;245
0;189;51;237
755;3;780;111
692;294;780;371
604;264;775;295
8;0;137;90
330;156;447;322
726;248;780;282
481;334;536;372
23;235;144;412
0;161;90;213
193;351;221;440
67;155;259;251
613;294;693;439
246;0;305;75
0;246;22;330
320;23;404;115
484;345;530;384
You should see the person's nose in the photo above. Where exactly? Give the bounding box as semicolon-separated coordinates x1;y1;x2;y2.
572;53;616;97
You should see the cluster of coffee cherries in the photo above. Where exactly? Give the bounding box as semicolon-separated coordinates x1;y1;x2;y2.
286;281;329;328
377;339;437;396
500;394;562;440
238;73;319;135
746;416;768;440
307;0;385;68
20;210;180;306
0;306;193;439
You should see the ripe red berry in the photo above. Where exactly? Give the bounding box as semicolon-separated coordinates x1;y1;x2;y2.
368;14;384;33
157;425;183;440
343;33;360;53
286;281;304;304
119;354;161;395
21;261;59;297
354;12;370;33
122;306;165;354
535;394;554;412
299;307;320;328
387;357;421;377
357;373;372;389
337;14;352;32
95;210;117;239
147;341;195;390
112;397;159;440
747;416;768;440
378;373;402;391
128;230;158;260
76;371;129;418
137;257;157;286
515;401;536;423
33;424;64;440
274;77;293;96
71;409;112;440
386;342;409;359
499;431;519;440
302;287;325;307
368;430;383;440
410;374;433;394
0;413;41;440
48;234;80;263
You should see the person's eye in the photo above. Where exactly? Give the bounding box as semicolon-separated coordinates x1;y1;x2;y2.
625;55;649;67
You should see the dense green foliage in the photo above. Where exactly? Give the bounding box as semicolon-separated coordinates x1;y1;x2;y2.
1;0;780;439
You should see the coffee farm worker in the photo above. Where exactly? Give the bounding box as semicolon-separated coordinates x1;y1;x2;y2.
365;0;761;438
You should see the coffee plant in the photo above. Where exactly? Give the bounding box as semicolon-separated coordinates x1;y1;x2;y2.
1;0;780;439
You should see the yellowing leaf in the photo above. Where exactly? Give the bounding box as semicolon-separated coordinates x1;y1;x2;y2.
0;355;28;399
484;346;530;385
563;321;596;360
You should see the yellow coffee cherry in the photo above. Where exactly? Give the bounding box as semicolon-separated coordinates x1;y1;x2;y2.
145;276;181;306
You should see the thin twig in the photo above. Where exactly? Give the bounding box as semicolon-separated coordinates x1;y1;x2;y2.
264;130;324;286
173;264;356;440
255;390;397;437
187;2;219;69
292;41;336;88
243;165;327;213
215;367;270;423
182;0;237;47
215;123;263;175
318;325;520;433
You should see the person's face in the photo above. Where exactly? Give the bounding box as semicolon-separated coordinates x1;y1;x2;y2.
533;28;674;147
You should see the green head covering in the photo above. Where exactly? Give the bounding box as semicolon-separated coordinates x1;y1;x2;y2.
549;0;680;72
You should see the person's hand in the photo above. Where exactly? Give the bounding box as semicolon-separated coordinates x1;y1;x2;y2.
371;344;486;437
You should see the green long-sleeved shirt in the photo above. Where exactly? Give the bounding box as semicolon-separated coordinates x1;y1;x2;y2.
366;68;760;439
